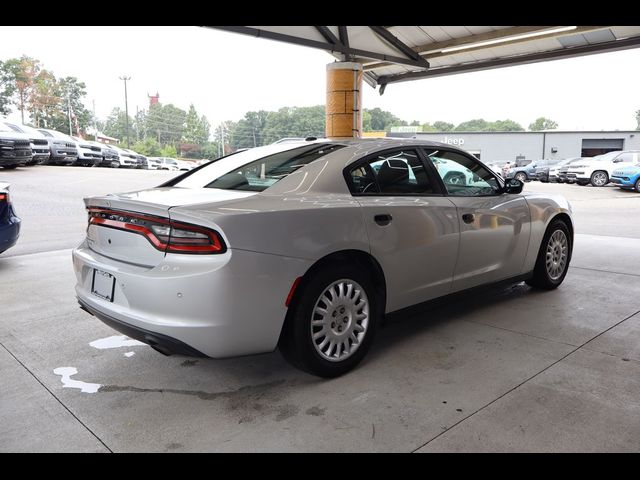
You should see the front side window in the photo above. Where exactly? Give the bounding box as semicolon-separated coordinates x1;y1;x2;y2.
425;149;501;196
348;149;435;195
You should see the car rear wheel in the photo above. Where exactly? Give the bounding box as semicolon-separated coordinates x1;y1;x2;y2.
590;171;609;187
526;218;571;290
279;263;380;377
634;178;640;193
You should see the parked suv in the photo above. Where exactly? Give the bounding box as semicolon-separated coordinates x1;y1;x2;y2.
0;123;32;169
36;128;78;165
2;121;50;165
107;145;138;167
72;136;103;167
545;158;584;183
157;157;180;171
566;150;640;187
85;141;119;168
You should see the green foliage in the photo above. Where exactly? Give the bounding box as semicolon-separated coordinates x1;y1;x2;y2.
261;106;325;145
0;60;17;115
454;118;524;132
200;141;221;160
131;137;162;157
433;121;455;131
365;107;406;131
230;110;270;149
529;117;558;131
160;145;177;158
183;104;210;145
103;107;135;143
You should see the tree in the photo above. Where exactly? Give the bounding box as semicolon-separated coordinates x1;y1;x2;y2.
183;104;210;145
489;119;525;132
0;60;17;115
9;56;42;124
103;107;135;142
455;119;490;131
145;103;187;146
420;123;438;132
28;69;62;129
433;121;454;131
529;117;558;131
364;107;406;131
230;110;270;149
131;137;162;157
260;106;325;144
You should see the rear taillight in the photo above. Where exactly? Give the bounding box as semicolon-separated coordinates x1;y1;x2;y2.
0;192;8;203
87;208;225;254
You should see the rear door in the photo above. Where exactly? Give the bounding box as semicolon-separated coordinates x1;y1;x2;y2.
422;148;531;292
346;148;459;313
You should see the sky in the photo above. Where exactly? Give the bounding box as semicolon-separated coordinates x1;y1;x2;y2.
2;25;639;131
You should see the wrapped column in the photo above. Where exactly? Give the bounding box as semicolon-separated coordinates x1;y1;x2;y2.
326;62;363;138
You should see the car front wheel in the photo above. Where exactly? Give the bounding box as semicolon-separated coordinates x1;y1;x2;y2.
634;178;640;193
279;263;380;377
515;172;527;182
526;219;571;290
590;171;609;187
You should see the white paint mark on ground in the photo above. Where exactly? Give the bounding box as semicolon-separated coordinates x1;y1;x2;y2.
90;335;145;350
53;367;101;393
124;352;135;358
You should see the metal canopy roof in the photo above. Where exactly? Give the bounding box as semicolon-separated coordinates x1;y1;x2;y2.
204;26;640;93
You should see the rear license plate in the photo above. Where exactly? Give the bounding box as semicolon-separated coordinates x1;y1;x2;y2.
91;269;115;302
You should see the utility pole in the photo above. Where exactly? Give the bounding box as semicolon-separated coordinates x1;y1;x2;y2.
135;105;140;142
67;94;72;136
252;125;257;147
93;100;98;141
119;76;131;148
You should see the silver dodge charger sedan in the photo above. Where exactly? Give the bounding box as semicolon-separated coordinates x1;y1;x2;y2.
73;139;573;377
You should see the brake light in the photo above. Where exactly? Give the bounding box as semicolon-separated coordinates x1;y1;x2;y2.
0;193;6;202
87;208;225;254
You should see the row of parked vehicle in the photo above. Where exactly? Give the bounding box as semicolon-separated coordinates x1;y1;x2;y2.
0;119;198;171
499;150;640;192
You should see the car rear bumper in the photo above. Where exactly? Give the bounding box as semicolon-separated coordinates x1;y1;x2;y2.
72;241;312;358
0;216;20;254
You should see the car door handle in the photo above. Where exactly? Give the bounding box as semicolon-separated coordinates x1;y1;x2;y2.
462;213;475;224
374;214;393;226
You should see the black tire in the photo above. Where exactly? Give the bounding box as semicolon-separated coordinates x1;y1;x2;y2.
2;165;18;169
526;218;572;290
279;262;381;378
515;172;527;182
590;170;609;187
634;178;640;193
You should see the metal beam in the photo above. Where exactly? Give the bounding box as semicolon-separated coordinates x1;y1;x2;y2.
338;26;351;61
365;26;610;71
315;26;339;45
377;35;640;86
369;26;430;67
205;26;432;69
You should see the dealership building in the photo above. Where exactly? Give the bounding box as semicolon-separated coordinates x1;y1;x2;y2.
387;130;640;165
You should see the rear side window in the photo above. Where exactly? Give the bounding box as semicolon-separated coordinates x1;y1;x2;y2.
204;144;346;192
348;149;435;195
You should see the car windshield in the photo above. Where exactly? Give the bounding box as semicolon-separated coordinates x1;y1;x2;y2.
174;142;346;191
592;151;621;162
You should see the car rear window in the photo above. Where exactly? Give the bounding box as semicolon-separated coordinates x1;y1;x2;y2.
174;143;345;192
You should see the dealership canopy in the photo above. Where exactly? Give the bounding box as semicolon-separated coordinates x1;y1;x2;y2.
204;26;640;93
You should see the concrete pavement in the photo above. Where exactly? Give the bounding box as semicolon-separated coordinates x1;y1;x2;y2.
0;167;639;452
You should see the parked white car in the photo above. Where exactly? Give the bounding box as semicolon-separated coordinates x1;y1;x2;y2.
156;157;180;171
71;136;104;167
566;150;640;186
73;139;574;377
106;145;138;168
146;157;163;170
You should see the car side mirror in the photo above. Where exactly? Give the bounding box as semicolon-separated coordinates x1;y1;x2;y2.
503;178;523;194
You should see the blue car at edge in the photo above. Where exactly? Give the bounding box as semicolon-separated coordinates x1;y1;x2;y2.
611;163;640;192
0;182;20;254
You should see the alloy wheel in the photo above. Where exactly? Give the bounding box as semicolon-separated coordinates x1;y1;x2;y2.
546;230;568;280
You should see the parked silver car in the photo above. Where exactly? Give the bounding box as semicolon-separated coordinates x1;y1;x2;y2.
36;128;78;165
73;139;573;377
